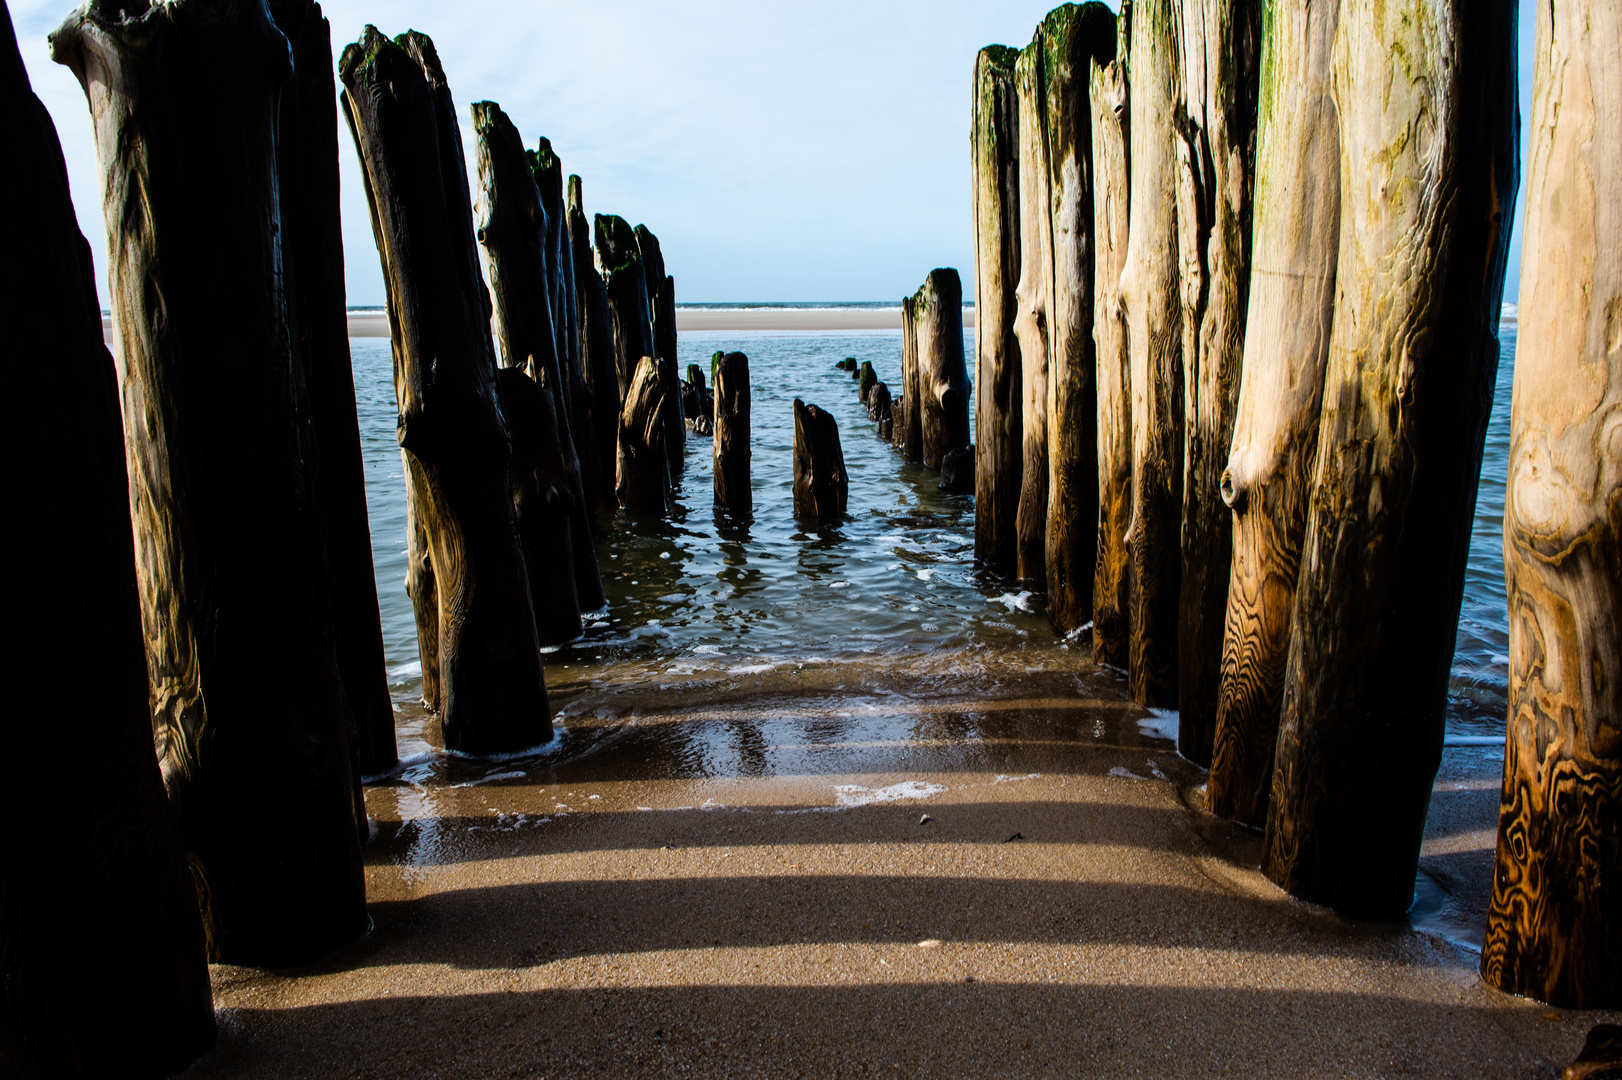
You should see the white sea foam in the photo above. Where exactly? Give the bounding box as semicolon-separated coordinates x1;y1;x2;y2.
993;773;1040;784
994;591;1034;613
453;769;527;788
916;568;935;581
833;780;947;808
1137;708;1179;743
727;663;778;675
1108;766;1146;780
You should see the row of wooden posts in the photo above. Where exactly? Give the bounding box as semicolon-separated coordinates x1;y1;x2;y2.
974;0;1616;1007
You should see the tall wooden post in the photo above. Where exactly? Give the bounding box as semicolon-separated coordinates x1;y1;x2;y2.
793;400;849;522
1205;0;1341;825
340;26;552;755
1012;33;1052;586
1118;0;1185;708
1481;0;1622;1010
570;176;619;509
914;268;971;469
713;351;752;514
1044;3;1115;633
972;43;1023;578
597;214;654;403
1090;13;1132;669
1264;0;1517;919
618;357;670;517
3;8;215;1072
637;225;684;480
1172;0;1261;766
495;369;582;645
894;296;924;460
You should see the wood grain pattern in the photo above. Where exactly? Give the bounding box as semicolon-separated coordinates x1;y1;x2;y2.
617;357;670;518
1090;15;1132;670
341;26;552;757
1481;0;1622;1009
1264;0;1517;918
793;399;850;522
972;43;1024;578
3;5;215;1070
495;368;582;646
1118;0;1185;708
914;268;972;470
1013;34;1053;587
713;351;752;514
894;296;923;460
1205;0;1341;824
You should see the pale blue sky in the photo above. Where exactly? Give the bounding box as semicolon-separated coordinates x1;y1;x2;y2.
17;0;1531;306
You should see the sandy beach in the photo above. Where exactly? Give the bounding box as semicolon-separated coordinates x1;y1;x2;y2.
174;661;1616;1078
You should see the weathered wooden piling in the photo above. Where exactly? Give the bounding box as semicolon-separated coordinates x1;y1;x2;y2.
271;0;397;779
5;8;215;1070
914;269;972;469
1090;16;1132;669
793;399;849;522
1118;0;1185;708
1043;3;1114;633
713;351;752;514
1481;0;1622;1010
1172;0;1261;766
1263;0;1518;919
636;224;684;479
618;357;670;517
54;0;368;964
340;26;552;755
597;214;654;400
894;297;924;459
1205;0;1341;825
495;369;582;645
940;446;976;495
1012;36;1052;586
972;43;1023;579
570;176;620;509
858;361;878;403
870;382;895;441
685;362;708;417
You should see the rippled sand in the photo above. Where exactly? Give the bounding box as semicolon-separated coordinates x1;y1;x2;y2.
178;660;1616;1078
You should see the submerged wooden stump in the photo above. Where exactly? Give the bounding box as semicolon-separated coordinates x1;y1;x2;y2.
1205;0;1340;825
1090;21;1132;669
869;381;894;441
940;446;976;495
1118;0;1185;708
1012;35;1052;586
341;26;551;756
618;357;670;517
570;176;620;510
713;351;752;514
793;399;848;522
1264;0;1517;919
894;297;923;460
272;0;396;779
1481;0;1622;1010
496;369;582;646
4;9;215;1072
972;43;1023;579
914;268;971;470
54;0;367;965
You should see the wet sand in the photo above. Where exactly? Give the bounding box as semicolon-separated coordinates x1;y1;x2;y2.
178;661;1616;1079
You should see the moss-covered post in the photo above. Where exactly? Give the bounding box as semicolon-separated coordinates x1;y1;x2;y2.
914;268;971;469
1090;12;1132;669
1012;32;1052;586
713;351;752;514
617;356;670;517
1481;0;1622;1010
1264;0;1518;919
793;399;849;522
597;214;655;403
1205;0;1341;825
972;43;1023;578
570;176;620;509
4;7;215;1071
340;27;552;755
1117;0;1185;708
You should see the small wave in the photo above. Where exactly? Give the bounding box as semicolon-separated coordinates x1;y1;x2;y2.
834;780;947;808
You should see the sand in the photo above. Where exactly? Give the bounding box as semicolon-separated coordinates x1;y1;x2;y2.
174;663;1616;1079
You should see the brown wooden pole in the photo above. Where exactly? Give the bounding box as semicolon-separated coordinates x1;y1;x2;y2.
1205;0;1341;825
1090;15;1132;670
894;296;924;459
972;43;1023;579
496;369;582;646
636;225;685;480
869;381;894;441
1263;0;1517;919
1043;2;1115;633
914;268;971;469
618;356;670;517
3;7;215;1071
793;399;849;522
857;360;878;403
54;0;367;964
569;176;620;510
713;351;752;514
1012;33;1052;587
340;26;552;756
597;213;654;405
1118;0;1185;708
1481;0;1622;1010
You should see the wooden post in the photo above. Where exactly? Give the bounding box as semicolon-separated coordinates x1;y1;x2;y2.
713;351;752;514
1118;0;1185;708
495;368;582;646
972;43;1023;579
1481;0;1622;1010
618;357;670;517
685;362;707;416
54;0;367;964
340;26;552;756
570;176;620;510
1090;15;1132;669
793;399;849;522
636;224;684;480
4;8;215;1071
914;269;972;469
270;0;396;779
1264;0;1517;919
1043;3;1115;633
1172;0;1261;766
857;361;878;403
1012;35;1052;586
870;381;894;441
596;214;654;401
940;446;976;494
1205;0;1340;824
894;296;924;459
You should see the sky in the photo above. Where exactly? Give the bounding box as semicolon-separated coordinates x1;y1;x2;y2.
16;0;1534;307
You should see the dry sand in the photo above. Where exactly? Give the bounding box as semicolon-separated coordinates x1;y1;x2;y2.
175;663;1615;1079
